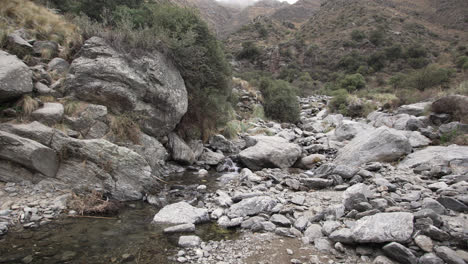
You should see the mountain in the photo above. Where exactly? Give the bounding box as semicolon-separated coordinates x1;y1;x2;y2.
271;0;321;23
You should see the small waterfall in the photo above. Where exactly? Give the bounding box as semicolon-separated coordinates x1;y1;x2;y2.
216;158;240;173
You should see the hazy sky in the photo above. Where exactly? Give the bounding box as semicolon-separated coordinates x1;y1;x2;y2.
217;0;298;8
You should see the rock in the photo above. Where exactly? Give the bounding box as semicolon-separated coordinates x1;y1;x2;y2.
343;183;372;211
178;235;201;248
217;216;243;228
432;95;468;123
322;221;341;236
333;165;359;179
34;82;54;95
0;131;58;177
238;136;301;171
335;127;412;166
351;212;414;243
434;246;466;264
209;134;239;154
227;196;277;218
299;154;326;169
304;224;323;241
47;58;69;75
0;159;43;183
405;131;431;148
0;121;56;146
334;121;372;141
64;37;187;137
153;202;209;224
6;29;33;56
164;223;196;233
293;216;309;231
127;133;168;173
270;214;291;227
199;148;224;166
419;253;445;264
168;133;195;165
437;197;468;212
421;198;446;215
382;242;417;264
398;145;468;175
329;228;354;243
438;122;468;136
0;50;33;102
314;237;333;252
396;102;431;116
33;41;59;58
414;235;433;252
301;178;333;189
31;103;64;126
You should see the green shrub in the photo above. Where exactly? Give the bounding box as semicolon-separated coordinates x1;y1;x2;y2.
237;41;261;61
405;44;427;58
367;51;386;71
385;45;403;60
369;29;384;46
328;89;349;115
338;52;367;73
338;73;366;92
259;78;300;123
408;57;429;69
455;56;468;69
350;30;366;42
403;65;454;91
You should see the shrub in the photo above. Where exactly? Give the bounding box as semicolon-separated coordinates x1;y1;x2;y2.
338;52;367;73
328;89;349;114
350;30;366;42
385;45;403;60
369;29;384;46
455;56;468;69
259;78;300;123
367;51;386;71
338;73;366;92
405;44;427;58
408;57;429;69
237;41;261;61
403;65;454;91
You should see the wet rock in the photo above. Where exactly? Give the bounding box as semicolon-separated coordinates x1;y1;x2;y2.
178;235;201;248
0;50;33;102
153;202;209;224
239;136;301;171
227;196;277;218
217;216;242;228
168;133;195;165
164;223;196;233
209;134;239;154
382;242;417;264
351;212;413;243
199;148;224;166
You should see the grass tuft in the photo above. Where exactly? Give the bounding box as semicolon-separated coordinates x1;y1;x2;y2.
110;113;141;144
15;95;38;118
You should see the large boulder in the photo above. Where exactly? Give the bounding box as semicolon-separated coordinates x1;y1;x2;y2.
227;196;277;218
396;102;431;116
351;212;414;243
334;127;412;166
153;201;209;224
368;111;411;130
168;133;195;165
398;145;468;175
64;37;188;137
31;103;64;126
0;50;33;102
432;95;468;123
238;136;301;171
126;133;168;173
334;120;373;141
0;131;58;177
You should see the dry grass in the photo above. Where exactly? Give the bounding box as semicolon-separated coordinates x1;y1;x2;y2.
110;114;141;144
68;190;121;216
37;95;55;102
0;0;82;58
15;95;39;118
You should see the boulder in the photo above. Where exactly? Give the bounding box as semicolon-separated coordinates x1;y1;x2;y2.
398;145;468;175
209;134;239;154
227;196;277;218
239;136;301;171
0;131;58;177
0;159;44;183
432;95;468;123
178;235;201;248
127;133;168;173
299;154;326;169
0;121;55;145
153;202;209;224
6;29;33;56
334;127;412;166
434;246;466;264
168;133;195;165
31;103;64;126
396;102;431;116
382;242;417;264
199;148;224;166
0;50;33;102
63;104;108;138
33;41;59;58
47;58;70;75
368;112;412;130
334;120;373;141
64;37;187;137
351;212;414;243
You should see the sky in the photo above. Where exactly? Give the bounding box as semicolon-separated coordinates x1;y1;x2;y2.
216;0;298;8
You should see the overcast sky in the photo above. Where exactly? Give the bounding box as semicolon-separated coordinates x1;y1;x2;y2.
217;0;298;8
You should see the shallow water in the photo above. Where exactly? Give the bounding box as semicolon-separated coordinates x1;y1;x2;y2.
0;171;238;264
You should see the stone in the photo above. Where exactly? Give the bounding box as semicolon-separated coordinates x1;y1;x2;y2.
334;120;372;141
432;95;468;123
33;41;59;58
414;235;433;252
153;202;209;224
217;216;243;228
343;183;372;211
127;133;168;173
31;103;64;126
301;178;333;189
34;82;54;95
322;221;341;236
434;246;466;264
421;198;446;215
351;212;414;243
64;37;187;137
333;165;359;179
168;133;195;165
209;134;239;154
419;253;444;264
199;148;224;166
405;131;431;148
293;216;309;231
335;127;412;166
382;242;417;264
227;196;277;218
6;29;33;56
47;58;69;75
299;154;326;169
437;197;468;212
329;228;354;243
0;131;58;177
0;50;33;102
270;214;291;227
178;235;201;248
373;255;396;264
164;223;196;233
304;224;323;241
396;102;431;116
314;237;333;252
238;136;301;171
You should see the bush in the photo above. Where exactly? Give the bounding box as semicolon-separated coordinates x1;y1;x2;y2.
408;57;429;69
328;89;349;114
259;78;300;123
367;51;387;71
455;56;468;69
385;45;403;60
338;52;367;73
350;30;366;42
369;29;384;46
403;65;454;91
405;44;427;58
338;73;366;92
236;41;261;61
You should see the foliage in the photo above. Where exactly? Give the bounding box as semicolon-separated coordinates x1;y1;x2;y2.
15;95;39;118
367;51;386;71
338;52;367;73
259;78;300;123
403;65;454;91
384;45;403;60
350;30;366;42
328;89;349;114
405;44;427;58
369;29;384;46
110;113;141;144
455;56;468;69
338;73;366;92
236;41;261;61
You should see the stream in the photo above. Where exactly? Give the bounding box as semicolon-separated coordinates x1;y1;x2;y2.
0;170;239;264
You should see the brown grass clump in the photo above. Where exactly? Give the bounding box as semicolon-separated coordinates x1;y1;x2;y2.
110;113;141;144
0;0;82;58
15;95;39;118
68;190;121;216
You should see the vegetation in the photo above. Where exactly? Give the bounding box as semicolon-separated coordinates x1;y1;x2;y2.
15;95;39;118
259;78;300;123
338;73;366;92
110;113;141;144
236;42;261;61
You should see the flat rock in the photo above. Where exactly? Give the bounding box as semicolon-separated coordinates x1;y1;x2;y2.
382;242;417;264
153;202;209;224
164;223;195;233
351;212;413;243
31;103;64;126
227;196;277;218
178;235;201;248
0;50;33;102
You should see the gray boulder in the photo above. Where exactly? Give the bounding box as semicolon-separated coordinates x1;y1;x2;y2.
396;102;431;116
382;242;417;264
227;196;277;218
334;120;373;141
0;131;58;177
335;127;412;166
0;159;45;183
47;58;70;75
127;133;168;173
434;246;466;264
64;37;188;137
153;202;209;224
351;212;413;243
0;50;33;102
6;29;33;56
31;103;64;126
33;41;59;58
168;133;195;165
239;136;301;171
209;134;239;154
199;148;224;166
178;235;201;248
